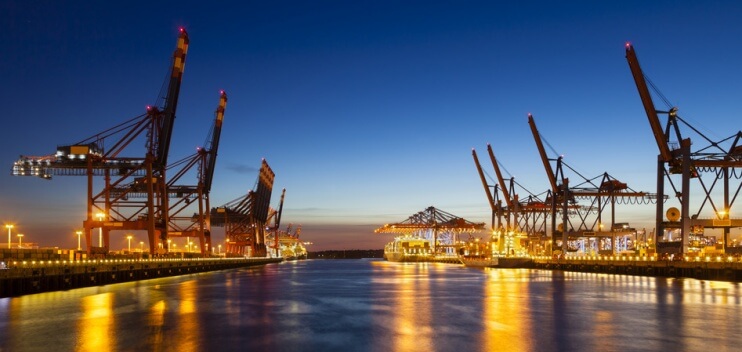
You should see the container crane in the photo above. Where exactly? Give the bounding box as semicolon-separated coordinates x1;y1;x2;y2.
210;159;275;257
626;43;742;254
485;144;551;245
12;29;190;255
471;148;501;230
163;91;227;256
528;114;660;255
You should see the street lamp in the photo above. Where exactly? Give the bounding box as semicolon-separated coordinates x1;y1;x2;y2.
17;234;24;248
127;235;133;252
96;212;105;247
76;230;82;250
167;239;172;252
5;224;13;249
139;241;144;252
218;244;221;254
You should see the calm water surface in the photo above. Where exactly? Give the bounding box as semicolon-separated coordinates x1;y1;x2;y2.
1;259;740;351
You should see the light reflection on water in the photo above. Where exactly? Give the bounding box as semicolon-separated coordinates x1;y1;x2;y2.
0;259;741;351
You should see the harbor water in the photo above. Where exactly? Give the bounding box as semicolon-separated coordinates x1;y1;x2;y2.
1;259;741;351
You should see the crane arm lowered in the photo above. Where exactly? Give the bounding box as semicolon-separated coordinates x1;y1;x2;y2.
486;144;513;208
155;28;189;168
528;114;559;192
625;43;673;162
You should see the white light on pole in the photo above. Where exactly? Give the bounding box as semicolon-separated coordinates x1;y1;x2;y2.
96;213;105;247
17;234;24;248
127;235;133;252
76;231;82;250
5;224;13;249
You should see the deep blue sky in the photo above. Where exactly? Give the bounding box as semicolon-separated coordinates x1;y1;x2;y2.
2;1;741;250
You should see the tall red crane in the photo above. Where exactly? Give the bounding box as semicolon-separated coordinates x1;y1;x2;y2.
626;43;742;254
12;29;190;255
162;91;227;256
210;159;275;257
471;148;500;230
528;114;659;254
485;144;551;243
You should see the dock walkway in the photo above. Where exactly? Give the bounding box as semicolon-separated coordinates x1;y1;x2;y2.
0;257;282;297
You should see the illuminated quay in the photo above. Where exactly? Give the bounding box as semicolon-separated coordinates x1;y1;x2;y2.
0;255;280;297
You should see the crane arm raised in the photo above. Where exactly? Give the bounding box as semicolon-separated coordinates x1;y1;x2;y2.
156;28;189;167
625;43;673;162
528;114;558;192
203;90;227;194
472;149;496;212
486;144;513;208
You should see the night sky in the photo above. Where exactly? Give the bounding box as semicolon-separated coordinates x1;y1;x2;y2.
2;1;741;251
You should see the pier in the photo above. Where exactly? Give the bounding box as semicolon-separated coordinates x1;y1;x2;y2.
531;256;742;281
0;257;281;297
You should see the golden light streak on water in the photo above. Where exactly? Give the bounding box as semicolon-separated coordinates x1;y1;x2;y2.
148;300;166;345
481;269;532;351
392;263;433;352
172;279;201;351
77;293;113;352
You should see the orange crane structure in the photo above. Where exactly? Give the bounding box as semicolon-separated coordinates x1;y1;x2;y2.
626;43;742;254
211;159;275;257
528;114;660;254
472;146;550;241
267;188;286;258
11;29;190;255
161;91;227;256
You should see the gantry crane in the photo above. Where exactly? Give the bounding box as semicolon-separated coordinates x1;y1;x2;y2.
158;91;227;256
528;114;660;254
477;145;552;240
210;159;275;257
472;148;504;230
12;29;190;255
267;189;286;258
486;144;552;238
626;43;742;254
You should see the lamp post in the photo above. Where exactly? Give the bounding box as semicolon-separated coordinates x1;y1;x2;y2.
17;234;24;248
127;235;133;252
139;241;144;252
76;231;82;250
167;239;172;253
218;244;221;255
5;224;13;249
96;212;105;247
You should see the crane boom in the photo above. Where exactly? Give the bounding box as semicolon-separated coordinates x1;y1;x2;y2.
486;144;513;208
625;43;673;162
203;90;227;193
472;149;496;212
276;188;286;230
156;28;189;167
528;114;558;192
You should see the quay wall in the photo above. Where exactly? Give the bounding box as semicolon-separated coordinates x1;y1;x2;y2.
0;257;282;297
532;257;742;281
